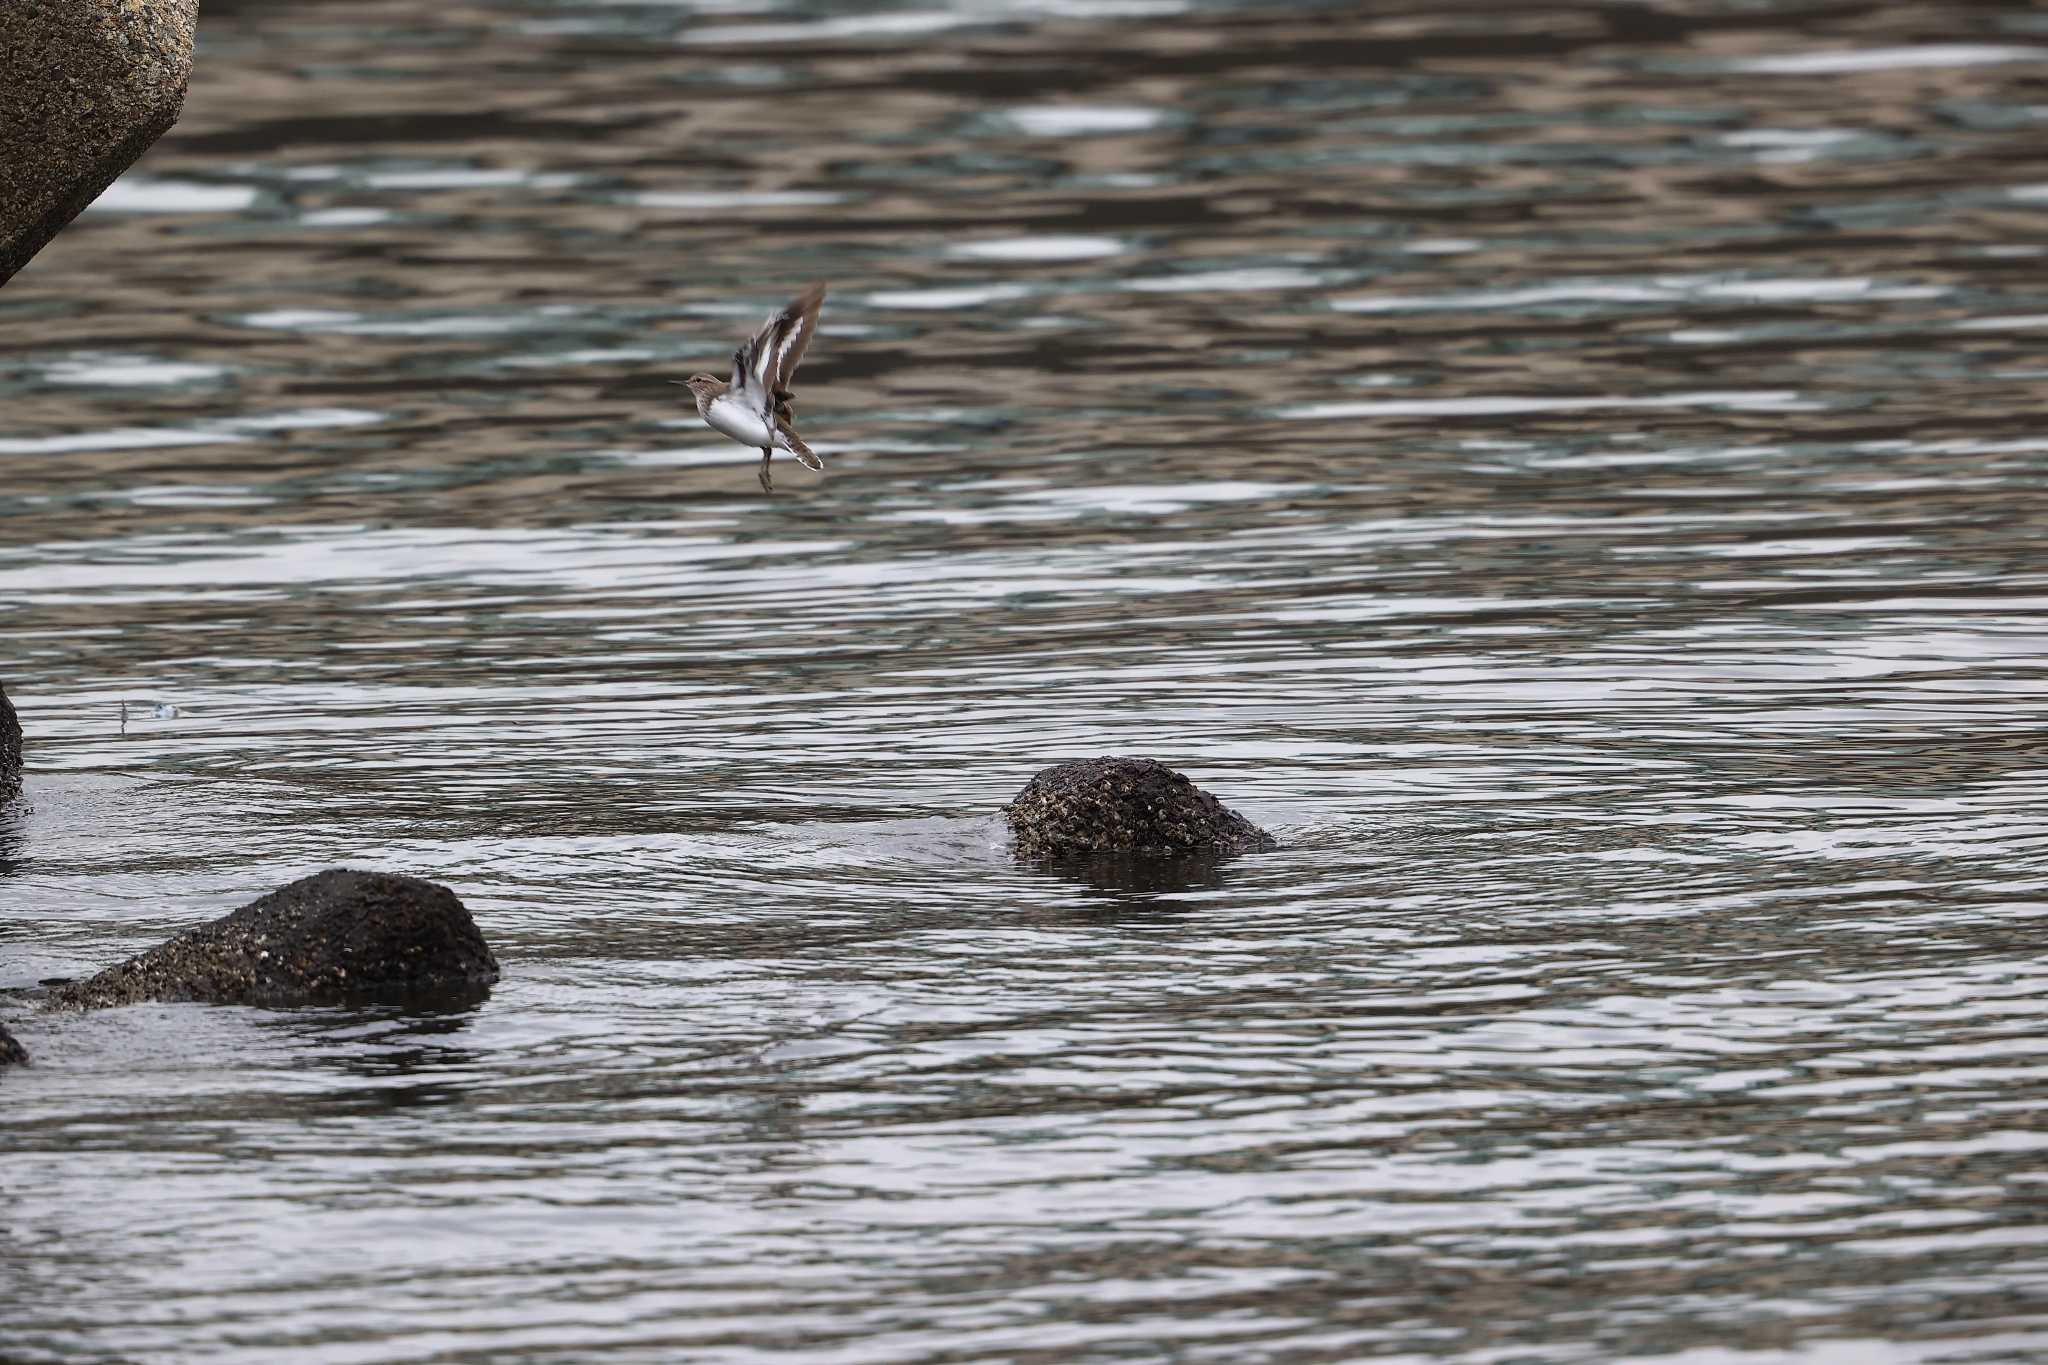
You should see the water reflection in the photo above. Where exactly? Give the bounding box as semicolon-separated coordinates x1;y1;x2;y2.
3;0;2048;1360
1021;847;1235;898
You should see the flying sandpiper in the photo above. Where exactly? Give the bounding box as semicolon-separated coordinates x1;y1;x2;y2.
678;282;827;493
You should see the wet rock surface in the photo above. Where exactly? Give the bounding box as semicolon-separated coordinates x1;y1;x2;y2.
1006;757;1278;859
0;0;197;285
51;869;500;1010
0;1024;26;1068
1;681;19;804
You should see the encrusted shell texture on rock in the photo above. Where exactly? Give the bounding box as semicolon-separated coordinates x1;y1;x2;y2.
1006;757;1278;859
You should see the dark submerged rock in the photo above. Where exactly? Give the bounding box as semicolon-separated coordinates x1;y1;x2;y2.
51;869;500;1010
0;0;197;285
1006;757;1278;859
0;1023;26;1068
0;680;19;804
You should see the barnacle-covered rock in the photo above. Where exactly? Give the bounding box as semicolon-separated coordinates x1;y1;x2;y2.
51;869;499;1010
0;680;19;804
0;0;197;284
1006;757;1277;859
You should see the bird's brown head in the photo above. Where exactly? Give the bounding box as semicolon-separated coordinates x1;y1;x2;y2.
682;373;723;399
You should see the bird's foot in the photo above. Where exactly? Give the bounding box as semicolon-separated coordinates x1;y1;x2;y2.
758;448;774;494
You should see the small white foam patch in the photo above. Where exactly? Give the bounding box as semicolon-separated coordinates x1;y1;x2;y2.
635;190;843;210
87;179;257;214
41;358;228;388
1721;44;2048;75
298;208;392;227
1705;278;1944;302
218;409;384;433
1335;276;1945;312
0;410;383;457
237;309;359;330
595;446;771;470
1003;104;1167;137
1720;129;1860;147
1339;284;1672;311
0;428;246;455
1128;267;1324;293
234;310;535;337
995;0;1186;13
123;486;274;509
497;348;660;369
1277;391;1820;420
950;235;1125;262
865;284;1031;309
684;11;967;43
361;168;573;190
1953;315;2048;331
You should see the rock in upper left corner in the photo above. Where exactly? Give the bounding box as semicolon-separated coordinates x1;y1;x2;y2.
0;0;199;286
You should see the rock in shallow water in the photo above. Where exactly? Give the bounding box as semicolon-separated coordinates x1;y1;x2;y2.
1;681;19;805
0;0;197;285
0;1023;27;1068
1006;757;1278;858
51;869;500;1010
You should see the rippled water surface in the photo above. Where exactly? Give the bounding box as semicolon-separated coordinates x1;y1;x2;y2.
6;1;2048;1360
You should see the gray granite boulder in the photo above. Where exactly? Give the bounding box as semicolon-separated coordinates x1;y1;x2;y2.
0;0;197;286
51;869;500;1009
1;680;19;804
0;1023;26;1068
1007;757;1278;858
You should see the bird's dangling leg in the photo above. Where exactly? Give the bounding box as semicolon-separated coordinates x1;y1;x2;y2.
758;447;774;494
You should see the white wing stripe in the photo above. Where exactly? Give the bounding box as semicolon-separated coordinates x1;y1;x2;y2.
725;284;825;419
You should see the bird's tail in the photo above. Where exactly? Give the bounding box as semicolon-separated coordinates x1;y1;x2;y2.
777;423;824;472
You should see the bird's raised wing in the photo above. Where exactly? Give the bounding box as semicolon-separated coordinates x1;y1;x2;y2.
728;282;826;416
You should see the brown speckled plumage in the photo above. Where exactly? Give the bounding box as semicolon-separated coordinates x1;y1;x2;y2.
681;282;827;493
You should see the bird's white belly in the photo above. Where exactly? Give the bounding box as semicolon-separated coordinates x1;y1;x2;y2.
705;395;776;449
